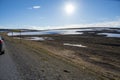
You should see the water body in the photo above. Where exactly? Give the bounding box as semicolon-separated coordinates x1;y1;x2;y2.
7;29;93;36
98;33;120;38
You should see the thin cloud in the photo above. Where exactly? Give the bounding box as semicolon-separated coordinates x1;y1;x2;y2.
1;18;120;30
28;18;120;30
28;6;41;9
33;6;40;9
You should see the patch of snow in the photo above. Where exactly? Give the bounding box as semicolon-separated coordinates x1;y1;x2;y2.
7;32;47;36
25;37;45;41
63;43;86;48
13;36;54;41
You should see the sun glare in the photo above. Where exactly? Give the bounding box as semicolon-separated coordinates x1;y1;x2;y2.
65;3;75;15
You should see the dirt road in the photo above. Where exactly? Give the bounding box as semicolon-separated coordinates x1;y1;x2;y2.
0;38;102;80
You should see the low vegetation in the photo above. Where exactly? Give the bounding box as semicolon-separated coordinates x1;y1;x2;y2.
1;30;120;80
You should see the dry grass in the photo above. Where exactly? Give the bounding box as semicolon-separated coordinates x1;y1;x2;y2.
2;33;120;80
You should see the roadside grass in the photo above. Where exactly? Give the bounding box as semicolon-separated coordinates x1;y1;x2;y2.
1;33;120;80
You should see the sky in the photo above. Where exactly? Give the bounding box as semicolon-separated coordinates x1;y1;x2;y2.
0;0;120;30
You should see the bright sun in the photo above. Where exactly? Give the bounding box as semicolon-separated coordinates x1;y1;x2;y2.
65;3;75;15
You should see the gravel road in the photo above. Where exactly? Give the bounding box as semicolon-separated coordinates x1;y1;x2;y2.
0;39;102;80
